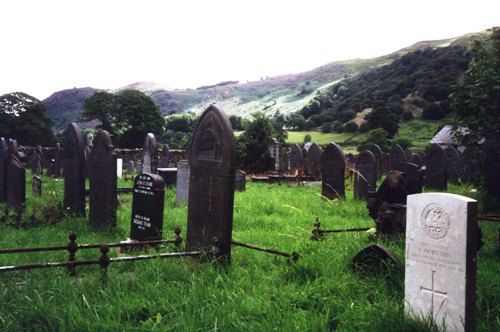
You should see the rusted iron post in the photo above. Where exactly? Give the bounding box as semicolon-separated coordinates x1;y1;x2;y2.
173;227;182;251
311;217;323;240
99;245;110;285
67;232;78;276
231;240;299;262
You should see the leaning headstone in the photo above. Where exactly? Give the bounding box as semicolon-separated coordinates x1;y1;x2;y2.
321;142;345;199
89;130;117;228
234;170;246;192
32;176;42;197
484;140;500;200
186;105;236;262
388;144;406;171
400;162;423;193
31;145;43;175
425;144;447;191
130;173;165;241
352;244;399;275
305;143;322;177
0;137;7;202
142;133;157;174
6;155;25;211
405;193;478;331
289;144;304;174
159;144;170;168
52;143;62;177
63;123;86;216
369;144;384;179
175;160;190;206
445;146;460;185
354;150;377;200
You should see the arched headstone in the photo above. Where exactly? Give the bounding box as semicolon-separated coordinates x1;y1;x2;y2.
63;123;86;216
52;143;62;177
354;150;377;200
289;144;304;174
425;144;447;191
7;154;25;211
403;147;413;162
369;144;383;179
0;137;8;202
142;133;157;174
305;143;323;177
410;153;424;168
388;144;406;171
31;145;43;175
186;105;236;262
320;142;345;199
400;162;423;193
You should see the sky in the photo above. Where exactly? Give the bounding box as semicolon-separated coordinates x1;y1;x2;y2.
1;0;498;100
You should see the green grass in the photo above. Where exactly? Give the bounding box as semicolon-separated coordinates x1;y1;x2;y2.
0;172;498;331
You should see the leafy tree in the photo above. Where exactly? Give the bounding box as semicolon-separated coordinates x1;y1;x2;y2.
365;107;399;138
303;134;312;143
164;113;196;133
229;115;245;131
344;121;359;133
286;113;306;131
422;102;445;120
357;128;391;152
82;91;115;134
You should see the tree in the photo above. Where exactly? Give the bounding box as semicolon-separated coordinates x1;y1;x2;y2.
303;134;312;143
229;115;244;131
365;107;399;138
357;128;391;152
82;91;115;134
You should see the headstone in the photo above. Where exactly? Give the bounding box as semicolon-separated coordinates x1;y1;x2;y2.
84;146;90;179
268;138;279;171
130;173;165;241
186;105;236;262
456;147;475;184
279;147;289;172
410;153;424;168
89;130;117;228
52;143;62;177
369;144;384;179
320;142;345;199
388;144;406;171
159;144;170;168
484;140;500;200
6;155;25;211
31;145;43;175
352;244;399;275
175;160;190;206
8;139;20;160
63;123;86;216
305;143;322;177
126;160;135;173
400;162;423;193
235;170;246;192
425;144;447;191
86;132;94;147
157;168;177;187
142;133;157;174
417;151;427;166
135;160;143;174
354;150;377;200
0;137;7;202
116;158;123;178
403;147;413;162
345;153;356;168
289;144;304;174
32;176;42;196
405;193;478;331
445;146;460;185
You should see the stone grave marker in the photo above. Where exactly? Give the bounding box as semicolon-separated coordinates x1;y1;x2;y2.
186;105;236;262
32;176;42;197
0;137;7;202
405;193;478;331
89;130;117;228
305;143;322;177
410;153;424;168
31;145;43;175
369;144;383;179
289;144;304;174
7;154;25;211
403;147;413;162
159;144;170;168
354;150;377;200
63;123;86;216
268;138;280;171
175;160;190;206
388;144;406;171
157;167;177;186
425;144;447;191
52;143;62;177
320;142;345;199
445;146;460;185
456;147;475;184
235;170;246;192
484;140;500;200
142;133;157;174
126;160;135;173
116;158;123;178
417;151;427;166
135;160;143;174
279;147;289;172
400;162;423;193
130;173;165;241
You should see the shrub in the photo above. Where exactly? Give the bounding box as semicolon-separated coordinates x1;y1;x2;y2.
344;121;359;133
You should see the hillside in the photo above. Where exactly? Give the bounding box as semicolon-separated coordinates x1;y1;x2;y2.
42;30;490;131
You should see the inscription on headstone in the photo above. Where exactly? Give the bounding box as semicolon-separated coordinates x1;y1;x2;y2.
63;123;86;216
321;142;345;199
142;133;157;174
354;150;376;200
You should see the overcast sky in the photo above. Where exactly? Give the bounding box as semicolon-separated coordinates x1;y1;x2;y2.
1;0;498;100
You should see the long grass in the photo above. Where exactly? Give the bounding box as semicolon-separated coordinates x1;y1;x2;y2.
0;172;498;331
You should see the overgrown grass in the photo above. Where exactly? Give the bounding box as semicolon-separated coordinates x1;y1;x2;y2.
0;172;498;331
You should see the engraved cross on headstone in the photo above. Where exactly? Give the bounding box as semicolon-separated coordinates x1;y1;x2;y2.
420;270;448;316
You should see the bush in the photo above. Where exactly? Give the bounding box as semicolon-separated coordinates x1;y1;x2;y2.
422;102;445;120
344;121;359;133
401;110;414;121
321;122;333;133
303;134;312;143
359;122;370;133
393;138;412;149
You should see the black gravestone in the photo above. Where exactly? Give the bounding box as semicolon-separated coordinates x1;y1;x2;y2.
410;153;423;168
7;155;25;211
89;130;117;228
445;145;460;185
52;143;62;177
484;140;500;200
457;146;475;183
159;144;170;168
186;105;236;262
388;144;406;171
235;170;246;192
403;147;413;162
305;143;323;177
354;150;377;200
400;162;423;193
321;142;345;199
63;123;86;216
0;137;7;202
142;133;157;174
369;144;384;179
126;160;135;173
425;144;447;191
31;145;43;175
289;144;304;174
130;173;165;241
32;176;42;196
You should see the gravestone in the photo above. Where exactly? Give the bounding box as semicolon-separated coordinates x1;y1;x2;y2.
320;142;345;199
0;137;7;202
268;138;280;171
142;133;157;174
403;147;413;162
405;193;478;331
369;144;383;179
410;153;424;168
116;158;123;178
31;145;43;175
352;244;399;275
175;160;190;206
126;160;135;173
159;144;170;168
63;123;86;216
130;173;165;241
289;144;304;174
388;144;406;171
186;105;236;262
32;176;42;196
84;146;90;179
354;150;377;200
279;147;290;172
484;140;500;200
89;130;117;228
52;143;62;177
400;162;423;193
305;143;322;177
456;147;475;184
8;139;19;160
235;170;246;192
157;168;177;187
445;146;460;185
86;132;94;147
425;144;447;191
136;160;143;174
417;151;427;166
6;155;25;211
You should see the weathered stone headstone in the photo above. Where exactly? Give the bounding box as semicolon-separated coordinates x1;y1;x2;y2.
410;153;424;168
425;144;447;191
52;143;62;177
445;146;460;185
405;193;478;331
235;170;246;192
84;146;90;179
268;138;280;171
175;160;190;206
32;176;42;197
186;105;236;262
400;162;423;193
289;144;304;174
279;147;290;172
369;144;384;179
0;137;7;202
89;130;117;228
305;143;322;177
484;140;500;200
31;145;43;175
63;123;86;216
6;155;25;211
142;133;157;174
321;142;345;199
136;160;143;174
388;144;406;171
130;173;165;241
126;160;135;173
403;147;413;162
116;158;123;178
159;144;170;168
354;150;377;200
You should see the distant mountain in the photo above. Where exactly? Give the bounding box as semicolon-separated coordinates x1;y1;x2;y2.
42;29;491;131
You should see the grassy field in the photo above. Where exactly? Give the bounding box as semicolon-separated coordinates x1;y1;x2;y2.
0;172;498;331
